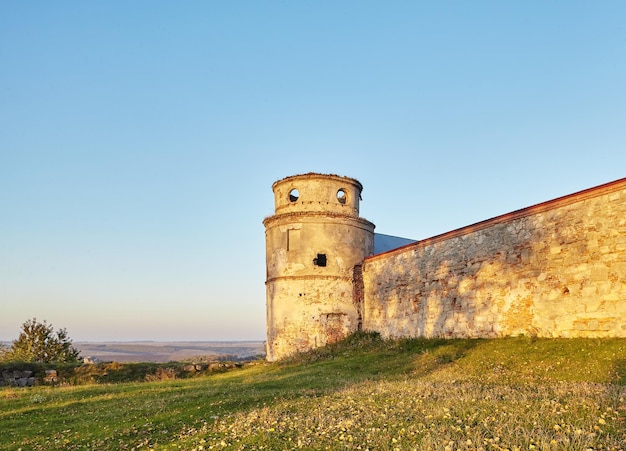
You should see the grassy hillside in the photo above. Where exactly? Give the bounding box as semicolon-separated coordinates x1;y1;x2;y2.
1;333;624;450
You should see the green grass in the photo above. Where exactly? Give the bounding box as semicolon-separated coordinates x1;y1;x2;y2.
0;360;245;386
1;333;625;450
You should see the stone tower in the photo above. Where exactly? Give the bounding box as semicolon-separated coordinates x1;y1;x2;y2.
263;173;375;361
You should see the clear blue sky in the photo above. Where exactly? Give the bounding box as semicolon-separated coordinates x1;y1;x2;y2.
1;2;625;341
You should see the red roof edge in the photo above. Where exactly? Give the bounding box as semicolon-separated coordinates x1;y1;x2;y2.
366;176;626;261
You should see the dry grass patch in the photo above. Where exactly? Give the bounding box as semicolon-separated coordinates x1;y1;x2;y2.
179;379;625;450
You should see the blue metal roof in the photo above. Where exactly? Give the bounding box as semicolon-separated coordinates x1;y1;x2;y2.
373;233;416;255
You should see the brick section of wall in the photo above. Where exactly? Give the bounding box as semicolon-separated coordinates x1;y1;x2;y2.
353;264;365;330
362;179;626;339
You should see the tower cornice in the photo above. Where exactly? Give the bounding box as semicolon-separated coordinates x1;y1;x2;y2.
263;211;375;230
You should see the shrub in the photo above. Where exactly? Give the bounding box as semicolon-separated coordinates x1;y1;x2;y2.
2;318;80;364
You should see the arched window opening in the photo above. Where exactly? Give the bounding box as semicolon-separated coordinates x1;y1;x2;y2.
336;189;347;204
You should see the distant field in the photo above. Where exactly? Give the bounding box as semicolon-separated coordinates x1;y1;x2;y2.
75;341;265;362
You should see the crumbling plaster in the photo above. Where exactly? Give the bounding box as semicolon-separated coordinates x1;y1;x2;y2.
362;179;626;339
264;173;374;361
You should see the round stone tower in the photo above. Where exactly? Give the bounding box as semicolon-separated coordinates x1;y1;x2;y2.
263;173;375;361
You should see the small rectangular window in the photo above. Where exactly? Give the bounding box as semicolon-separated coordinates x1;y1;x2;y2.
314;253;327;267
287;229;300;251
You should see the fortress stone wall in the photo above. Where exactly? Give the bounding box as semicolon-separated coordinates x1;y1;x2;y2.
265;174;626;361
362;178;626;339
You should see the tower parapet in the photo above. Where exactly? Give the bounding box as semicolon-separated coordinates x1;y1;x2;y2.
263;173;375;361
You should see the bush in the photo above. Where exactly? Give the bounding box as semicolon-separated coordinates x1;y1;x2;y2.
2;318;80;364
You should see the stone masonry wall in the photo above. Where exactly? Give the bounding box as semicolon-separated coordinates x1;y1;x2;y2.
361;178;626;339
0;368;58;387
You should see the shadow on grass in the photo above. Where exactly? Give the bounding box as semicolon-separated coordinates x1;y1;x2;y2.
270;333;626;391
616;359;626;385
271;332;482;392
